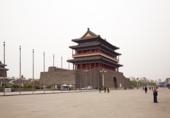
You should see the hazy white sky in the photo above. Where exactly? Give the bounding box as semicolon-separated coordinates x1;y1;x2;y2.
0;0;170;80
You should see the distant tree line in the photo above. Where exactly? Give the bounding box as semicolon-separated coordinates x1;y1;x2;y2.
129;78;156;88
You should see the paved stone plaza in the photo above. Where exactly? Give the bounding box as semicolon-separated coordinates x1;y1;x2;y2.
0;88;170;118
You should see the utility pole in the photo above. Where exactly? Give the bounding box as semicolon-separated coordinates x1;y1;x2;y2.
19;45;22;94
43;51;45;72
3;42;5;95
3;42;5;67
68;62;70;70
53;54;55;67
43;51;46;93
61;56;63;68
19;45;21;79
32;49;34;93
84;70;89;87
99;69;107;88
32;49;34;80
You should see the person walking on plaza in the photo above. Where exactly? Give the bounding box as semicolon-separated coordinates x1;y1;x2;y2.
104;87;106;93
153;87;158;103
144;86;148;93
99;87;101;93
107;88;110;93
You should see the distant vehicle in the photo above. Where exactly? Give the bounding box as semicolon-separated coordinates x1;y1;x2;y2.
81;86;93;90
165;78;170;89
60;84;73;90
167;84;170;89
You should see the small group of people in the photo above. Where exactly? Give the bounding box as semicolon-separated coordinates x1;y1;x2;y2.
99;87;110;93
143;86;158;103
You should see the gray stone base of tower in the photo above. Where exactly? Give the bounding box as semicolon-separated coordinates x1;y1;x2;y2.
75;68;130;89
39;67;130;90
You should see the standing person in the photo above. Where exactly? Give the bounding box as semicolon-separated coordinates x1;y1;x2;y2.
104;87;106;93
144;86;148;93
99;87;101;93
153;87;158;103
107;88;110;93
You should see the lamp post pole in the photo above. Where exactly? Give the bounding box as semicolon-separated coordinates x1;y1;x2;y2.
68;62;70;70
43;52;45;93
102;72;104;88
84;70;89;88
3;42;5;96
53;54;55;67
137;78;139;89
100;69;107;89
19;45;21;79
61;56;63;68
43;51;45;72
3;42;5;68
19;45;22;94
32;49;34;94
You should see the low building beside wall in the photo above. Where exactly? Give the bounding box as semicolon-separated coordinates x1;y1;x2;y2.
0;61;8;77
39;67;76;89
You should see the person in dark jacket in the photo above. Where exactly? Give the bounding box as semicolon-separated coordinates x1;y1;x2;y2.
104;87;106;93
107;88;110;93
144;86;148;93
153;87;158;103
99;88;101;93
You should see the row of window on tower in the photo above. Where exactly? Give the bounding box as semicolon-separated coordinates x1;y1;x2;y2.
76;63;118;71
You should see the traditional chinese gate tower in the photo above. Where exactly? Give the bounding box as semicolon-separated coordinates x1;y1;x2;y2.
68;28;129;89
68;28;122;71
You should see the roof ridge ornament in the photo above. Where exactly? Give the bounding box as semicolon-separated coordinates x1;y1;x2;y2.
81;28;98;39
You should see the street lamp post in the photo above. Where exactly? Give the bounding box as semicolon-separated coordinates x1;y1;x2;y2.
84;70;89;88
68;62;70;70
136;78;139;89
19;45;22;94
61;56;63;68
53;54;55;67
43;51;45;72
43;51;46;93
19;45;21;79
3;42;5;96
99;69;107;88
32;49;34;94
102;72;104;88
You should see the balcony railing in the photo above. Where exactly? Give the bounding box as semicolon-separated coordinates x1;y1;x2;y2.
72;52;119;62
